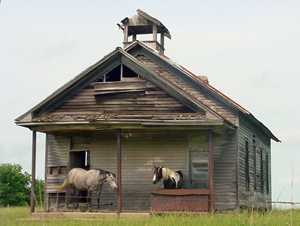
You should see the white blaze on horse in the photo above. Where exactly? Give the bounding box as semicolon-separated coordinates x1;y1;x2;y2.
59;168;117;208
152;166;184;189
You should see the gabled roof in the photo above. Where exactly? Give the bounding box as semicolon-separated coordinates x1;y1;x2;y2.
15;47;225;125
15;41;280;142
125;41;280;142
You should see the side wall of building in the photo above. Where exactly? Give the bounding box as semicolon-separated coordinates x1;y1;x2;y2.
238;117;272;209
213;129;238;211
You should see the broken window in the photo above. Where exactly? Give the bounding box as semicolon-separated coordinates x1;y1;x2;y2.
95;65;139;83
122;65;139;81
106;65;121;82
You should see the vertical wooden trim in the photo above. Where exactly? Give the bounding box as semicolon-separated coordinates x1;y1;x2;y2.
123;25;128;44
44;133;49;211
132;34;137;41
153;24;158;42
208;130;214;212
160;33;165;54
120;64;123;81
117;130;122;213
30;130;37;213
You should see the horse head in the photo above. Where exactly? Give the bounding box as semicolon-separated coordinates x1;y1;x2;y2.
153;166;163;184
104;171;118;190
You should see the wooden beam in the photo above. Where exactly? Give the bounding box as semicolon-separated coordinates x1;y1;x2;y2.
152;24;157;42
30;130;37;213
160;33;165;55
116;129;122;214
124;25;128;43
44;134;49;211
132;34;137;41
208;130;214;212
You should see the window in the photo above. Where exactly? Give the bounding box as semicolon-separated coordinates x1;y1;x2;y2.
190;151;208;189
105;66;121;82
69;150;90;170
266;152;270;194
96;65;139;83
122;65;139;81
253;135;257;191
245;139;250;191
260;148;264;193
189;135;208;189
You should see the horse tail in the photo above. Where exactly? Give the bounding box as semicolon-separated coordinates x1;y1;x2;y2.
176;170;184;188
58;178;69;191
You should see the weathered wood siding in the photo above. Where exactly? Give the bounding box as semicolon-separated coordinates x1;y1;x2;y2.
46;134;70;210
45;129;239;211
122;132;188;210
238;117;271;209
213;130;238;210
131;50;239;124
45;80;192;117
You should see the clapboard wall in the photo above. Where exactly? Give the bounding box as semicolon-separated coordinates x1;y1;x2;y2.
238;117;272;209
45;129;239;211
213;130;238;210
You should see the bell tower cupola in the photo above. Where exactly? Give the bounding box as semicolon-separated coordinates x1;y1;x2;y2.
118;9;171;54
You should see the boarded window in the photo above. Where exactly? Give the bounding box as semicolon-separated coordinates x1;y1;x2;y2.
69;150;90;170
189;135;208;189
245;139;250;191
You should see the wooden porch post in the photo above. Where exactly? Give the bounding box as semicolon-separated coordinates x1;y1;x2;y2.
116;129;122;214
30;130;37;213
208;130;214;212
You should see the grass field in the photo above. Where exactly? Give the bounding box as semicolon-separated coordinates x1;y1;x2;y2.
0;207;300;226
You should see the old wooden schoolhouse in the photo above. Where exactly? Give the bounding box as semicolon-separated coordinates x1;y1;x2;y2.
15;9;280;213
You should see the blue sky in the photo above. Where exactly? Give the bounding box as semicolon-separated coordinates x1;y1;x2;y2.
0;1;299;204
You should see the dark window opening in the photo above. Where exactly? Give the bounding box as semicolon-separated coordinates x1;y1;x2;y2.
69;150;90;170
260;149;264;193
245;139;250;191
266;152;270;194
95;77;104;82
106;65;121;82
122;65;138;79
253;135;257;191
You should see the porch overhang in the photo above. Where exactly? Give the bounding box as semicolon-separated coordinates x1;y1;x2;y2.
15;119;233;133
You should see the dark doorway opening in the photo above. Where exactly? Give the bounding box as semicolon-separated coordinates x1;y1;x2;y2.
69;150;90;170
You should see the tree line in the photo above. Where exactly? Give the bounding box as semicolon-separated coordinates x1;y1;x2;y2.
0;163;44;207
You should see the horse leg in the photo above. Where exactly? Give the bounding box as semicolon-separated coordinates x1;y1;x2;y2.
75;190;80;209
87;189;92;211
97;184;103;209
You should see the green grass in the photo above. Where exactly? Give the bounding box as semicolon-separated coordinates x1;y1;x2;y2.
0;207;300;226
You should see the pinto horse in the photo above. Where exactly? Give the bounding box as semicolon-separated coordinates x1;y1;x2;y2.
59;168;117;209
152;166;184;189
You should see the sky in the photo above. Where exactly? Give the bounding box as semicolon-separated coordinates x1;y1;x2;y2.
0;1;299;204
